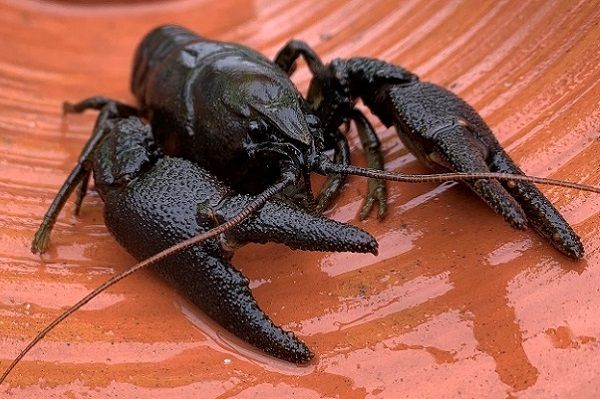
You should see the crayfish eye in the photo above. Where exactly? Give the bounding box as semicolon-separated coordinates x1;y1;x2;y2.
248;120;270;142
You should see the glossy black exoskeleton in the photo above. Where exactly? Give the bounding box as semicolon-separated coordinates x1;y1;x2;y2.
32;25;593;263
33;105;377;363
19;25;600;381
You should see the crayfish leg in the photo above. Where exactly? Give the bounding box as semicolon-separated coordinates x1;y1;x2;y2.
31;98;138;254
63;96;138;115
274;39;326;76
315;128;350;213
351;109;388;220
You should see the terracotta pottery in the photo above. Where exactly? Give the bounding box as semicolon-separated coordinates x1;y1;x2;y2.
1;0;599;397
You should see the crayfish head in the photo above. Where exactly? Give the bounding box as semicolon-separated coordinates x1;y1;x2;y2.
242;76;313;146
223;69;326;173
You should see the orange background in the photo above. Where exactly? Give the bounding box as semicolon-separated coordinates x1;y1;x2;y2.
1;0;599;397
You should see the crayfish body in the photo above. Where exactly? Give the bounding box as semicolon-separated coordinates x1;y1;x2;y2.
20;24;597;380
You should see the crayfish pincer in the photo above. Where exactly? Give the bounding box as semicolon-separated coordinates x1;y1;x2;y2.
96;119;378;363
2;103;378;380
274;41;595;258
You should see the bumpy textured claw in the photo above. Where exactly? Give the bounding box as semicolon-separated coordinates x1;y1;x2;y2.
162;252;314;363
220;196;378;255
421;118;528;230
337;57;583;258
104;155;377;362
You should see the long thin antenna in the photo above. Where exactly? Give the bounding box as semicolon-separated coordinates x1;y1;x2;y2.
0;176;292;384
318;162;600;193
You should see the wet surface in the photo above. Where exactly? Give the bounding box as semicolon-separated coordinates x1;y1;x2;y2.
0;0;599;397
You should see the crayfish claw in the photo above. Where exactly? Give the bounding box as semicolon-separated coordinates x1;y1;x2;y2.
425;121;528;230
488;150;584;258
159;252;314;363
311;56;586;258
471;179;528;230
201;255;313;363
221;195;379;255
421;106;582;257
103;156;318;363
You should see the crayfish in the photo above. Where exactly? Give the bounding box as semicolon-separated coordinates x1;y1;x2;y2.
2;25;598;382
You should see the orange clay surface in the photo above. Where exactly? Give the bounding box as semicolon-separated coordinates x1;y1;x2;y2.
1;0;600;398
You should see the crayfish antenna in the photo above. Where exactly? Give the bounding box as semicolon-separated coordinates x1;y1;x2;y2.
0;175;293;385
315;160;600;194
